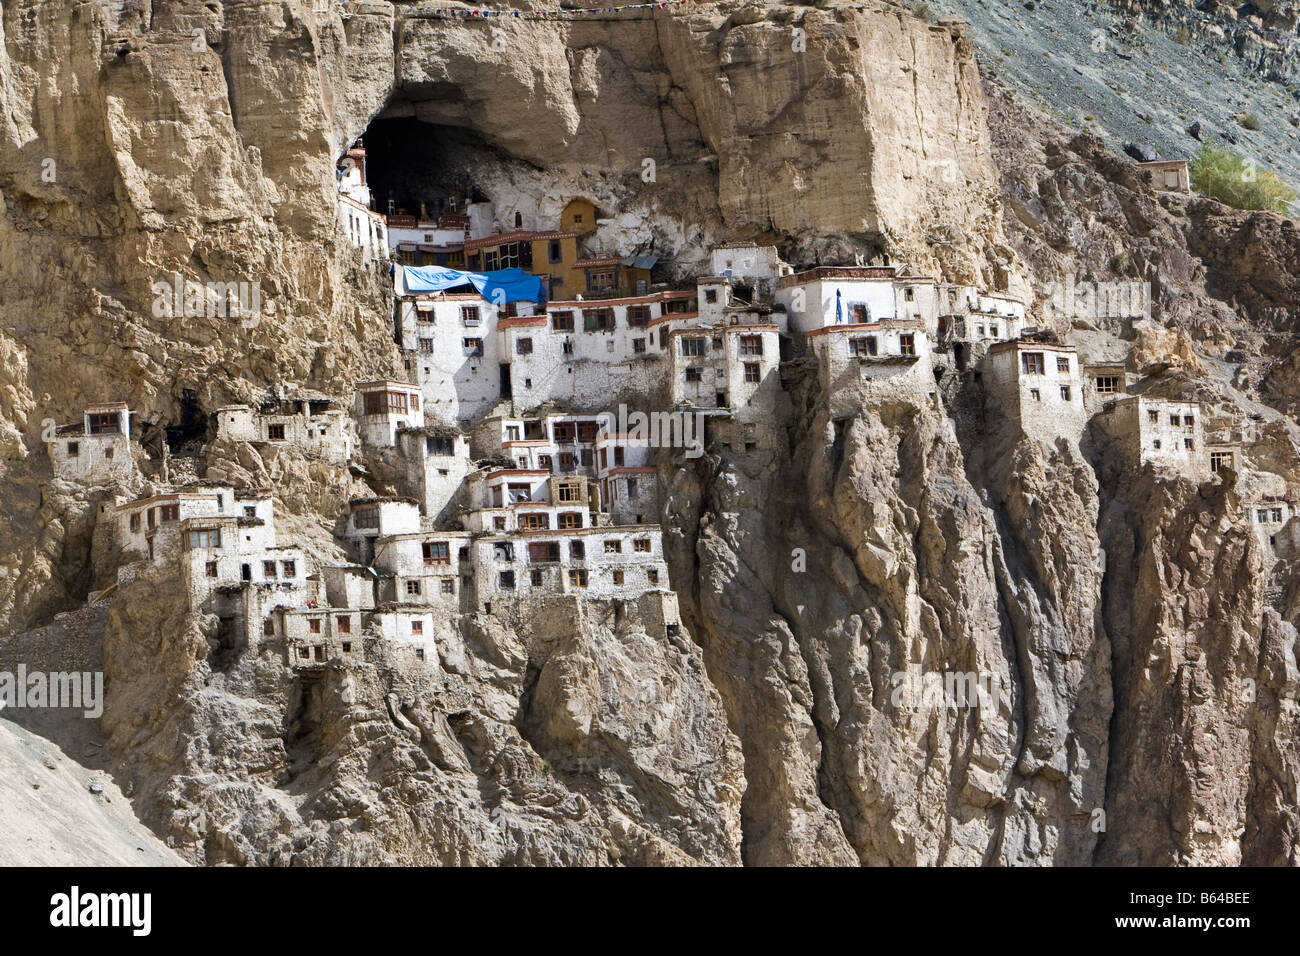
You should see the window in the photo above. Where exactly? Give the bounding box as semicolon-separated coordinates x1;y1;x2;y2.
67;441;79;457
415;647;425;661
627;305;652;327
570;540;586;559
159;504;179;522
205;560;218;577
507;482;532;503
422;541;450;565
588;269;616;292
633;338;646;354
531;569;544;586
493;516;507;531
330;615;348;635
712;336;723;350
562;340;574;355
739;334;763;356
1258;510;1268;523
1211;452;1233;473
263;619;275;637
429;437;454;456
188;528;220;548
1094;376;1120;394
634;538;651;552
88;412;120;435
411;620;423;635
647;569;659;584
1022;352;1045;375
577;422;600;442
557;482;580;504
605;539;622;554
419;338;434;354
583;308;614;332
704;289;718;304
1057;356;1070;374
1169;414;1181;427
520;513;550;531
309;618;322;634
568;568;589;588
612;570;624;586
243;505;257;517
558;512;583;529
363;390;414;416
990;324;999;337
1060;386;1072;401
498;571;516;590
1183;415;1195;427
1029;389;1041;402
528;542;561;563
463;338;483;356
435;578;452;595
516;337;533;355
627;479;639;499
681;337;705;357
130;513;141;532
744;363;761;384
850;336;878;357
685;367;703;382
264;560;277;578
551;311;574;332
461;306;480;326
1153;439;1162;450
353;507;379;529
1184;438;1194;450
899;334;915;356
549;240;562;262
267;423;286;441
1148;409;1160;424
1273;508;1284;522
559;452;576;471
493;542;514;562
905;287;915;302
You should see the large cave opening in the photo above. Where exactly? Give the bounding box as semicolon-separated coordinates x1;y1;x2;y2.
361;116;505;224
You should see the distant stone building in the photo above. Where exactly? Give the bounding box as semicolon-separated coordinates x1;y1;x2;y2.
982;340;1087;444
1094;396;1207;476
807;318;933;415
215;394;355;465
355;381;424;447
47;403;139;484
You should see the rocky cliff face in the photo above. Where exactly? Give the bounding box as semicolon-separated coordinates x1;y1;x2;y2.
2;0;1300;866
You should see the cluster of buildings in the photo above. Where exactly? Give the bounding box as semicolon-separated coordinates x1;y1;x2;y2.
32;150;1273;673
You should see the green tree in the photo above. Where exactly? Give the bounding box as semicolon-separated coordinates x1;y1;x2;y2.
1189;144;1296;215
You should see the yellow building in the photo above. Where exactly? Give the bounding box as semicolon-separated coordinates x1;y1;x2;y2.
561;198;599;236
463;230;583;301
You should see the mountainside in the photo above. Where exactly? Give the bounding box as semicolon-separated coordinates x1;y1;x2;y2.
1;0;1299;866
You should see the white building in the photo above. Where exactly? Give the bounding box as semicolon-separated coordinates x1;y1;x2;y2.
775;266;904;333
343;496;422;563
113;484;269;564
594;432;659;525
466;524;670;608
371;529;472;610
806;319;933;415
215;395;355;465
355;381;424;447
982;340;1087;445
47;403;139;484
1094;396;1207;477
336;145;388;263
668;324;783;418
394;288;510;425
393;425;473;525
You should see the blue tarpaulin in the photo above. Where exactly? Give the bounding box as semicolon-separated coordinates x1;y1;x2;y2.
397;265;543;304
